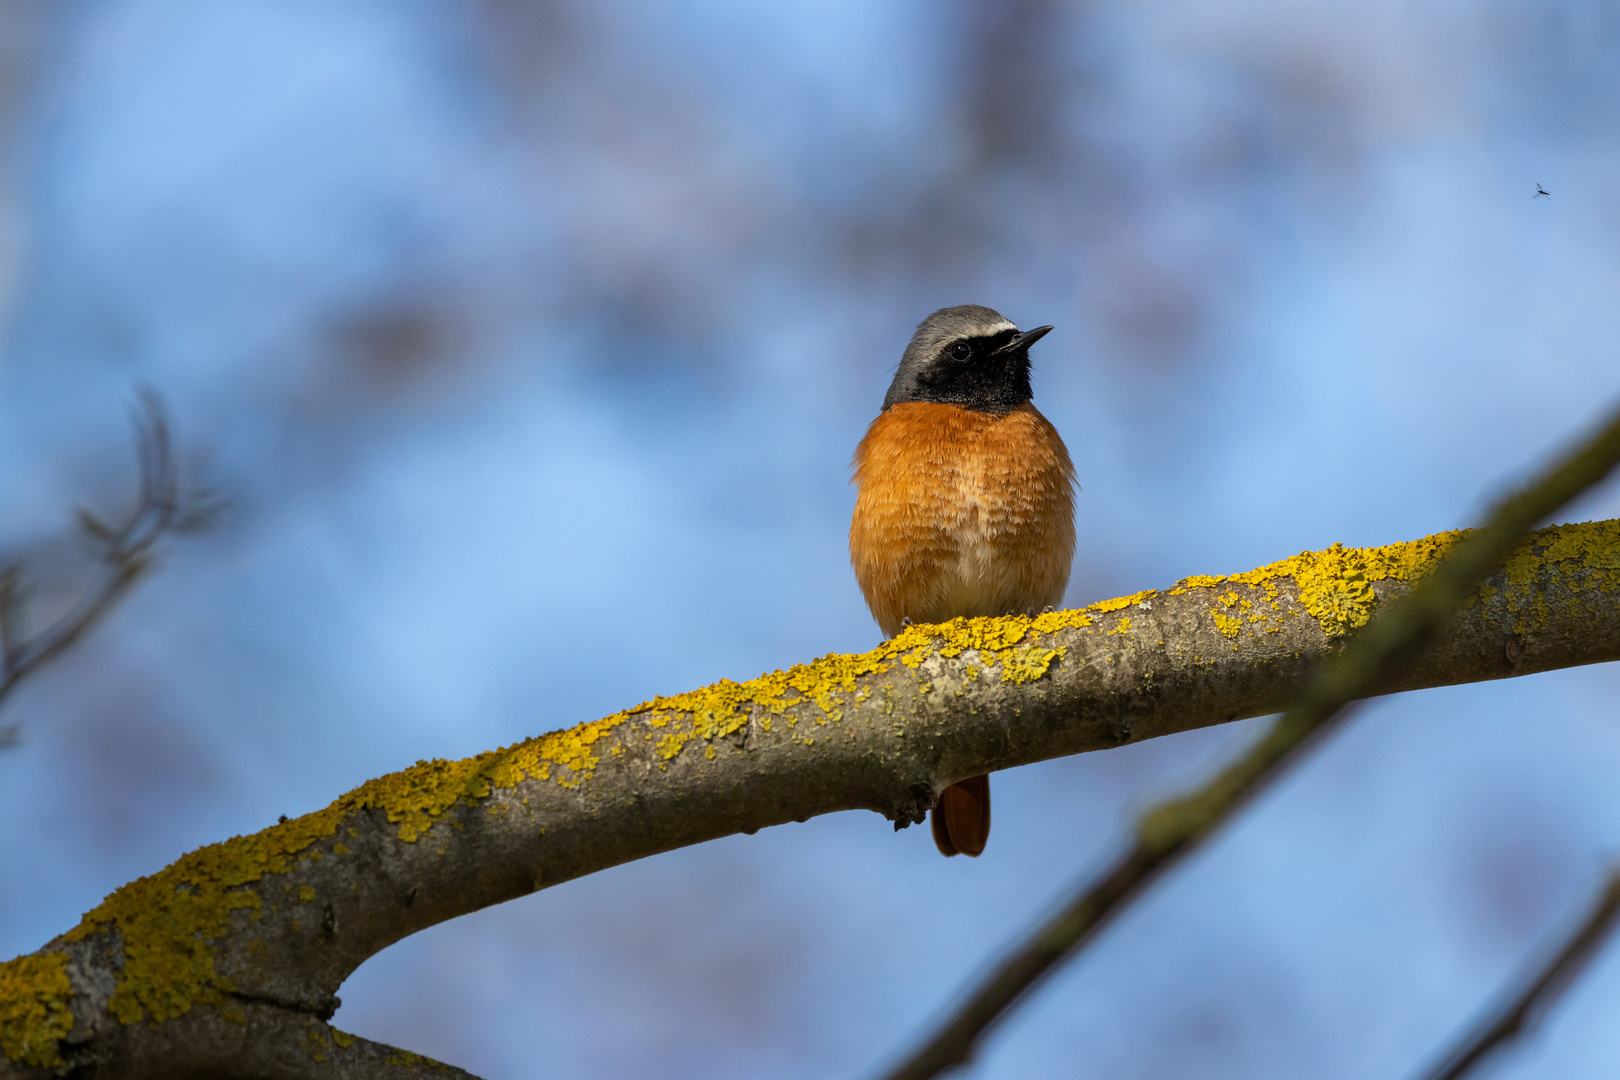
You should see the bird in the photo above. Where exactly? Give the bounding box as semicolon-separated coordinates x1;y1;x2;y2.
1534;184;1551;199
849;305;1076;857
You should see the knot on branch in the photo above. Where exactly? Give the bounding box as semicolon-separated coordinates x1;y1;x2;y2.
890;784;935;830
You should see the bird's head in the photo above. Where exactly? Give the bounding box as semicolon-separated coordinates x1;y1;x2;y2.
882;305;1053;414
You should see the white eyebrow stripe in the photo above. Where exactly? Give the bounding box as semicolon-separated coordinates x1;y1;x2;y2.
979;320;1018;335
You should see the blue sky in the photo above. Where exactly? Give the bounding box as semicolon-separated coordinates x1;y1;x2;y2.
3;2;1620;1077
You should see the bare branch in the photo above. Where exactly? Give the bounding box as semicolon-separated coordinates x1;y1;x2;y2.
1412;872;1620;1080
0;567;22;674
0;390;218;721
875;398;1620;1080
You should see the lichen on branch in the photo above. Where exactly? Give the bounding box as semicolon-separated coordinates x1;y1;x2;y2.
6;519;1620;1080
0;953;73;1069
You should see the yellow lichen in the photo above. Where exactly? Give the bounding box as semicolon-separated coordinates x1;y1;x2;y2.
1539;519;1620;569
1171;529;1470;637
0;952;73;1068
1000;646;1065;683
1107;617;1132;636
1169;522;1619;641
386;1047;452;1072
298;886;316;903
1211;610;1242;638
1178;530;1461;590
1176;574;1225;590
306;1025;328;1063
618;612;1082;763
53;743;609;1028
1032;608;1094;633
1294;548;1377;636
1093;589;1158;614
1492;520;1620;633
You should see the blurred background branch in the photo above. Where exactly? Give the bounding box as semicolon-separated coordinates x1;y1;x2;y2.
1414;871;1620;1080
0;390;217;744
879;399;1620;1080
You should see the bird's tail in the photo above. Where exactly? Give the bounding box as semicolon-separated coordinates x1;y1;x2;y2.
931;774;991;857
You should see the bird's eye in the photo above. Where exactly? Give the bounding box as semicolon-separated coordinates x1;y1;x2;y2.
950;342;972;361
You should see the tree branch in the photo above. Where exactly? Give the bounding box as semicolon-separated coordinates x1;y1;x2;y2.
0;977;482;1080
5;509;1620;1078
0;390;218;731
1412;871;1620;1080
872;400;1620;1080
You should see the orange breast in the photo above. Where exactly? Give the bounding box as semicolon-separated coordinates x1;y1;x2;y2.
849;401;1076;637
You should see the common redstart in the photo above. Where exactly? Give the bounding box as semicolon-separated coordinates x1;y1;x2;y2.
849;305;1076;857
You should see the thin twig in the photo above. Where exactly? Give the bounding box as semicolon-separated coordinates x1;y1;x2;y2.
1412;871;1620;1080
0;389;218;720
875;398;1620;1080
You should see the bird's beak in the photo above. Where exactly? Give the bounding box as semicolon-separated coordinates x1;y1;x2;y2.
992;325;1054;356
